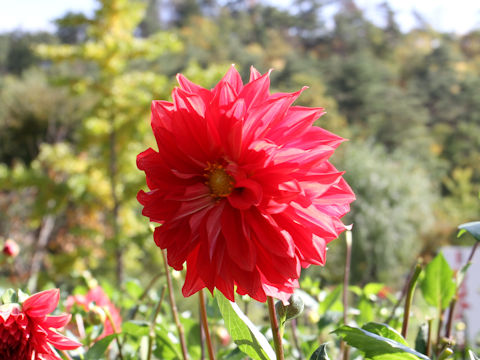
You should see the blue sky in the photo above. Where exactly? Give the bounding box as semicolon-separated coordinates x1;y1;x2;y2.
1;0;479;34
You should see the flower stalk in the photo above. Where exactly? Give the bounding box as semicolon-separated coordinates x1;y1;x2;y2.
401;260;423;338
162;249;189;360
147;285;166;360
426;318;433;358
267;296;285;360
104;306;124;360
199;289;216;360
341;228;353;360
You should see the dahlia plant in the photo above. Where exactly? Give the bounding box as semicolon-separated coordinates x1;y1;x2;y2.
0;288;81;359
137;65;355;303
137;65;355;359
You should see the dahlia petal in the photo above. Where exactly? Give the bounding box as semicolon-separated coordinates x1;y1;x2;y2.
288;126;345;150
176;73;211;102
205;203;225;260
290;203;342;239
243;89;304;144
239;71;271;110
42;314;71;329
219;64;243;95
249;66;262;82
173;87;206;118
213;80;237;109
228;179;263;210
44;329;82;350
245;210;295;258
266;106;325;141
182;246;206;297
261;282;293;305
23;289;59;318
221;206;256;271
153;223;190;249
223;99;246;160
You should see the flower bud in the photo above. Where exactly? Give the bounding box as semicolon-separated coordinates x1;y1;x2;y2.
275;292;304;323
3;239;19;258
87;304;107;325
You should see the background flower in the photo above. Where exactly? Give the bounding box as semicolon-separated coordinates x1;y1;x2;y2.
0;288;81;359
66;286;122;340
2;238;19;258
138;66;355;303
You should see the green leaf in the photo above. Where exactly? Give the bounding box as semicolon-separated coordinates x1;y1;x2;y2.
310;343;330;360
362;322;408;346
468;349;480;360
332;325;430;360
420;253;456;310
458;221;480;241
125;279;143;299
84;334;116;360
364;283;387;297
1;289;17;304
414;323;428;355
215;292;275;360
154;325;182;360
319;285;343;313
122;320;150;337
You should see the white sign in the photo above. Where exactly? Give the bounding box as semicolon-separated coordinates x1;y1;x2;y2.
442;246;480;345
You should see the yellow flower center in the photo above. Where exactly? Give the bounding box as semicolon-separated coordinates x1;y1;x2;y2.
204;162;235;198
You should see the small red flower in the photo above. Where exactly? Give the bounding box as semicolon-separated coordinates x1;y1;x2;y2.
3;239;20;258
0;289;81;359
66;286;122;340
137;66;355;303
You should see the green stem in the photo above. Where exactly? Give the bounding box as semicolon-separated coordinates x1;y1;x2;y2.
267;296;285;360
199;289;216;360
162;249;189;360
436;308;444;356
147;285;166;360
426;319;432;358
444;296;457;340
401;261;423;338
104;306;124;360
290;319;304;360
341;228;353;360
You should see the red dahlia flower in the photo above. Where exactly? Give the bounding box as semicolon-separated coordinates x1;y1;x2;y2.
0;289;81;359
137;66;355;303
66;286;122;340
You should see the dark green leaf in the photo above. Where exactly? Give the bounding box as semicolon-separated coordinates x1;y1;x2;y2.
332;325;430;360
310;343;330;360
84;334;116;360
362;322;408;346
414;323;428;355
458;221;480;241
420;253;455;310
215;292;274;360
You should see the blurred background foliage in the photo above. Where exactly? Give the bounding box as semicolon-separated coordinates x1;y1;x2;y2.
1;0;479;294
